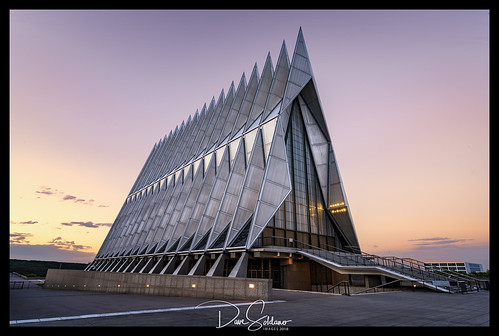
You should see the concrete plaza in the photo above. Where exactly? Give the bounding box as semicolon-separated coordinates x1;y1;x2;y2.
9;277;489;327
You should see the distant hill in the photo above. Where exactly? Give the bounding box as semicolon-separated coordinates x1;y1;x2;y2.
10;259;88;278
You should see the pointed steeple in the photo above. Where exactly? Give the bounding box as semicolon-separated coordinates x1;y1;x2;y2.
260;40;290;121
245;52;274;131
231;63;259;134
209;81;235;147
281;27;314;112
220;73;246;141
281;28;331;141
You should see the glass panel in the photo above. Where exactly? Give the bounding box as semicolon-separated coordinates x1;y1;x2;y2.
290;103;309;233
195;155;230;249
216;145;226;170
193;158;202;177
204;152;213;174
228;137;241;169
261;117;277;162
244;128;258;164
255;100;341;250
175;169;183;185
274;205;285;229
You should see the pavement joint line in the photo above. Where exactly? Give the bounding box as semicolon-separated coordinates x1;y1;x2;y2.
351;291;402;295
9;299;286;325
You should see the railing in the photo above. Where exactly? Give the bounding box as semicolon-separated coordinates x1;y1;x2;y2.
327;281;350;296
353;279;402;295
266;236;456;292
10;281;28;289
440;270;490;291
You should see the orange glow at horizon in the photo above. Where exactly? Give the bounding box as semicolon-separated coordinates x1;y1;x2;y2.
9;10;489;269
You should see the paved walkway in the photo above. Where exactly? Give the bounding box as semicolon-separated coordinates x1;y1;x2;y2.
10;284;489;327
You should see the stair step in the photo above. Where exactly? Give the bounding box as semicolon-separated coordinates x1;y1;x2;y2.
301;248;456;292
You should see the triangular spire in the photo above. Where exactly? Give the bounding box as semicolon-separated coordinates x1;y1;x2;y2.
231;64;259;134
260;40;290;121
294;27;313;76
215;89;225;112
203;89;226;150
281;27;314;112
208;82;235;147
220;73;247;141
244;52;274;131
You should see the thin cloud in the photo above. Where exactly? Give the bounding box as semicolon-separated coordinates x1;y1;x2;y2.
10;220;38;225
35;186;109;207
409;237;474;247
60;221;112;229
10;232;33;244
35;186;61;196
408;237;449;242
10;235;92;253
62;195;88;204
48;237;92;251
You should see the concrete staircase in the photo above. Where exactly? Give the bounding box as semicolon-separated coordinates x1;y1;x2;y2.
300;248;458;293
257;243;461;293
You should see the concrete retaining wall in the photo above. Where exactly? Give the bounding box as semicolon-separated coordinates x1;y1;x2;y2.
44;269;272;301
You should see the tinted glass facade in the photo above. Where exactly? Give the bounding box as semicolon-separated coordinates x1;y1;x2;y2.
254;100;348;251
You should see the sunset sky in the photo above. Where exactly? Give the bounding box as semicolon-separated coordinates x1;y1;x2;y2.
10;10;489;269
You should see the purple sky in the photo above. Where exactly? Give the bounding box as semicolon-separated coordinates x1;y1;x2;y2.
10;10;489;269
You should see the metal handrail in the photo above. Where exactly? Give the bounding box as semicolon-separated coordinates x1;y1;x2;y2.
441;270;489;291
327;280;350;296
268;236;454;284
10;281;26;289
353;279;402;295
